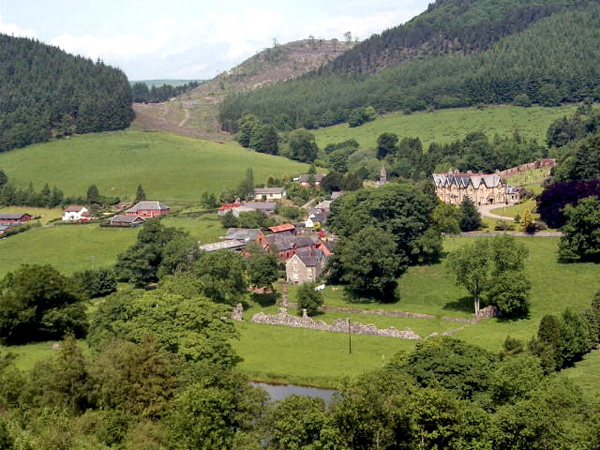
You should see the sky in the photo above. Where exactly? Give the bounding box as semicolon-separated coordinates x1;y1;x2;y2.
0;0;430;81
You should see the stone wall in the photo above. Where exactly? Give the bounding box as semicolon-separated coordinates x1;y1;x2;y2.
249;307;422;340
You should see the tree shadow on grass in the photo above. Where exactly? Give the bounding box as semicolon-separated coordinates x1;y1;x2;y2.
246;292;278;309
341;287;400;305
443;296;475;314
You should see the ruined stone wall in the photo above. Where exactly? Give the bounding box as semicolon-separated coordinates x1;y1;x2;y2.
249;307;422;340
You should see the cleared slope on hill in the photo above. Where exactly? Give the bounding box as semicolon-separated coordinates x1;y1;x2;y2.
219;3;600;130
133;39;353;139
0;130;308;202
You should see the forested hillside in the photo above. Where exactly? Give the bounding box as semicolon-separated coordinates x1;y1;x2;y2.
219;1;600;131
0;34;134;152
329;0;585;73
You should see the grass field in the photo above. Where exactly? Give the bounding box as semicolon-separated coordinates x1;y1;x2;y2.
0;130;308;203
233;236;599;385
0;223;139;277
559;350;600;400
313;105;577;149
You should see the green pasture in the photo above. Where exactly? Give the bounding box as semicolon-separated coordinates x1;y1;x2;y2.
559;350;600;400
161;214;225;244
313;105;576;149
233;321;416;388
0;130;308;203
0;223;139;277
233;236;599;385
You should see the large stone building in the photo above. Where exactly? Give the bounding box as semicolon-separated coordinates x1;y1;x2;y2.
432;170;517;205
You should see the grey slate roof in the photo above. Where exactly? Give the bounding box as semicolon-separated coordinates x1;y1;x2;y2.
299;174;325;183
254;187;285;195
0;213;29;220
272;236;315;252
432;173;503;189
295;248;325;267
126;201;169;213
242;201;277;211
200;240;246;252
225;228;261;241
110;214;145;224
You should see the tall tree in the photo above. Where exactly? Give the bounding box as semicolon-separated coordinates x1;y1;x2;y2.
460;197;483;232
135;184;146;202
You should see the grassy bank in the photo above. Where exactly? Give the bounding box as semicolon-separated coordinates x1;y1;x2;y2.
0;130;308;202
313;105;576;149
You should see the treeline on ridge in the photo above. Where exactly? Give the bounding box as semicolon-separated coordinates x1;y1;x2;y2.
219;4;600;131
131;81;201;103
328;0;584;74
0;34;134;152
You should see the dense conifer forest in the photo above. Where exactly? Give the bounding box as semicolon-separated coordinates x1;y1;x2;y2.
0;34;134;152
219;1;600;131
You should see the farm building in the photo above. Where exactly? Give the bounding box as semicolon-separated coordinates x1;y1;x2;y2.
125;201;170;218
0;213;32;224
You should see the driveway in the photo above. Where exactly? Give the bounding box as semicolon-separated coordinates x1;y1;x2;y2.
478;203;513;221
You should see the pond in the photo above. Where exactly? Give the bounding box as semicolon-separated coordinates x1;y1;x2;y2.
252;382;338;403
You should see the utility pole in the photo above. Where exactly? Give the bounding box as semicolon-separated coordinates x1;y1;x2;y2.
347;317;352;354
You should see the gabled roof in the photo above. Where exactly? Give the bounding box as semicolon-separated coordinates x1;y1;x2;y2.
200;240;246;252
111;214;145;224
432;172;503;189
225;228;261;241
293;248;325;267
254;187;285;195
268;223;296;233
126;201;169;213
64;205;87;213
0;213;30;220
242;201;277;211
266;231;294;244
273;236;315;252
299;173;325;183
0;225;13;231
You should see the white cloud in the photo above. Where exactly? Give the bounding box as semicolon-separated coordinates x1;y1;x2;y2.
50;31;171;61
199;7;286;61
0;14;37;38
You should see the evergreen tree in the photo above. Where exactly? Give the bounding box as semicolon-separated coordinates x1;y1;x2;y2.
459;197;482;232
135;184;146;203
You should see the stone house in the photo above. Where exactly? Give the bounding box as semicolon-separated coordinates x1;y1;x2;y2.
286;248;326;284
432;170;518;205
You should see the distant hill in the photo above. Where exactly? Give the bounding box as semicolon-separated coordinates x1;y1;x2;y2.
133;39;354;139
130;80;205;88
218;0;600;131
0;34;134;152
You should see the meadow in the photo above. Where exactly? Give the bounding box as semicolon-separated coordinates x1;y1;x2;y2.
0;223;139;277
0;130;308;203
313;104;577;149
233;236;600;385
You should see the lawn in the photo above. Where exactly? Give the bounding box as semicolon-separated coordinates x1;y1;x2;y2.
490;199;539;220
313;105;577;149
0;130;308;203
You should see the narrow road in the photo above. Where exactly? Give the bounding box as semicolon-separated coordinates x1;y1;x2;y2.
478;203;513;221
179;108;190;127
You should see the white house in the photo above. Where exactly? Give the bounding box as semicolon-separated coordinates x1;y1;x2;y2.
62;205;90;222
253;187;286;201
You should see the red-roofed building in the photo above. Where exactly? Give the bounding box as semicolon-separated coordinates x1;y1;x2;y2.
268;223;296;234
218;203;242;216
